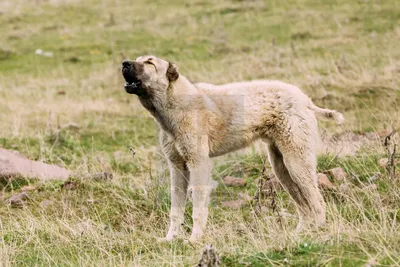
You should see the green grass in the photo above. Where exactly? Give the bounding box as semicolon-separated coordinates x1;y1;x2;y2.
1;0;400;266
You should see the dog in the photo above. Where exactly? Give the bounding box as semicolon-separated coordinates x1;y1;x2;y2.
121;55;344;243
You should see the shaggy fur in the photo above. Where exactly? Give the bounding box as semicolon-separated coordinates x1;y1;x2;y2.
121;55;344;242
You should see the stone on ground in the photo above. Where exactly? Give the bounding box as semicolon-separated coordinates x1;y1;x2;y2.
0;148;70;181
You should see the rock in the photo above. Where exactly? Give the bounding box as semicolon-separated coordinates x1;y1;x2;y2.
0;148;70;181
81;206;89;215
40;199;52;208
20;185;36;191
317;173;335;189
75;219;94;235
318;132;376;157
328;167;347;181
367;173;380;182
365;132;378;140
377;130;391;138
238;192;253;202
339;183;350;193
365;258;378;267
6;192;29;207
378;158;398;168
378;158;389;167
315;88;328;100
222;176;246;187
61;122;80;130
195;245;220;267
87;172;113;181
62;181;78;190
221;199;244;209
87;199;99;204
0;154;8;162
112;151;124;159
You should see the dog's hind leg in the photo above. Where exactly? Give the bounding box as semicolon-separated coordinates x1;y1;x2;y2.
265;138;326;232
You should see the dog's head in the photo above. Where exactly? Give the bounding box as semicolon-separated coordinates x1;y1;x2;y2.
121;55;179;96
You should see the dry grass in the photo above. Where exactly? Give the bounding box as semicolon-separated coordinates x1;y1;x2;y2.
0;0;400;266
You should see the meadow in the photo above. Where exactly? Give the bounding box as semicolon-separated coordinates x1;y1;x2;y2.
0;0;400;266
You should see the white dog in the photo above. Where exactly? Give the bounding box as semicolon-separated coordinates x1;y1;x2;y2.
122;55;344;242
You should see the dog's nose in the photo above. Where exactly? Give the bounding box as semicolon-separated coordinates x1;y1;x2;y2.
122;61;132;68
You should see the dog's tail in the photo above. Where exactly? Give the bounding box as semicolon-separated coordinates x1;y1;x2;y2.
308;100;344;125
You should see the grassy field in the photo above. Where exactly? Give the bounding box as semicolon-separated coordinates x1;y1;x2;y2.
1;0;400;266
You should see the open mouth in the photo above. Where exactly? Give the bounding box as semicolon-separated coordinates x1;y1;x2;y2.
122;66;141;94
124;80;141;93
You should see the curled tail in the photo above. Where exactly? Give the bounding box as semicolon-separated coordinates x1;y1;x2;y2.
308;100;344;125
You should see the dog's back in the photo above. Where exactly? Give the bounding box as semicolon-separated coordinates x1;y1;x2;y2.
195;80;343;124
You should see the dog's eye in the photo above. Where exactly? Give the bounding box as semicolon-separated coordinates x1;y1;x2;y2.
145;61;156;68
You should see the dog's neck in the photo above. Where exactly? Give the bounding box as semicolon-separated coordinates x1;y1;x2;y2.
139;75;204;136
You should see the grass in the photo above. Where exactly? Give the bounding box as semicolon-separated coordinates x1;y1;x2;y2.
0;0;400;266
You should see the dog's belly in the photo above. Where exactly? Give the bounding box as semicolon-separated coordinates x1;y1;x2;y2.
208;131;259;158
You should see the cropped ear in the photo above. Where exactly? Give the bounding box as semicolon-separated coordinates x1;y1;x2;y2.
166;62;179;82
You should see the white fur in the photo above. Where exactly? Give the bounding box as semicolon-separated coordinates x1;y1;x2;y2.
126;56;344;242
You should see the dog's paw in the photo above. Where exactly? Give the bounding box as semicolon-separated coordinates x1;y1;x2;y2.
186;232;203;244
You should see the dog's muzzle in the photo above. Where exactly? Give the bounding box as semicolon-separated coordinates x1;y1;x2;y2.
122;61;141;94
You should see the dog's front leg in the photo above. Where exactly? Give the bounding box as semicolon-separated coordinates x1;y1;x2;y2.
187;157;213;243
159;132;189;242
165;161;189;241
